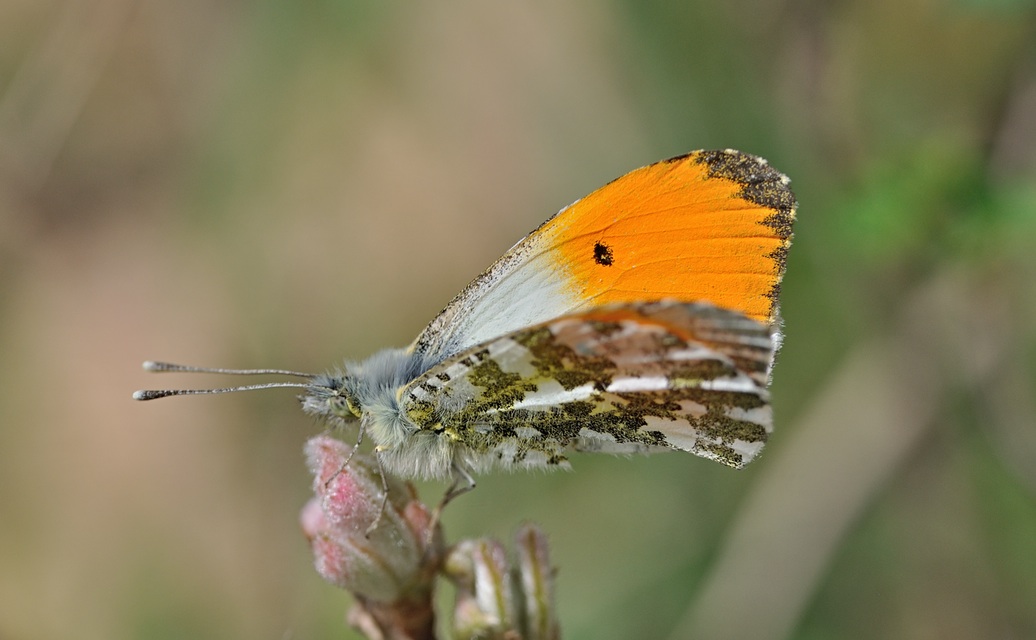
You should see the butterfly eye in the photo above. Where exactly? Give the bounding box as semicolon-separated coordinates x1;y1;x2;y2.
329;392;362;420
345;394;362;418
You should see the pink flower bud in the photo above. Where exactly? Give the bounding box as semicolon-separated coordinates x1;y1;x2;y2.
301;435;441;604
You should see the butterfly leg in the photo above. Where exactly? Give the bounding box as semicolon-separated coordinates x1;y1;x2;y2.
444;462;477;506
364;447;390;538
427;462;476;539
325;422;367;490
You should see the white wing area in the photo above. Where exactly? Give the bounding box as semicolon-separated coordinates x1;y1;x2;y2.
411;224;580;362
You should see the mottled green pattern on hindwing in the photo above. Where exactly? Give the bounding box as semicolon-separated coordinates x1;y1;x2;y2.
399;301;776;469
402;348;538;431
512;325;614;392
464;353;538;413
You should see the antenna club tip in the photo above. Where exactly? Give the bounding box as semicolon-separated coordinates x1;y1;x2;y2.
142;361;161;371
133;390;164;401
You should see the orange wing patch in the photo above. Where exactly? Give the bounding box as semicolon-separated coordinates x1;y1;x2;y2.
542;150;795;325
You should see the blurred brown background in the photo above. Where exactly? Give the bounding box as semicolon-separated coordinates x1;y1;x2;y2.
2;1;1035;638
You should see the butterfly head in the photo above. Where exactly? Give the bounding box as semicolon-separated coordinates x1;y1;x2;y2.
300;371;363;424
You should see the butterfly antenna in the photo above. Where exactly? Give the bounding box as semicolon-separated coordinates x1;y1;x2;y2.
133;360;316;401
141;360;315;377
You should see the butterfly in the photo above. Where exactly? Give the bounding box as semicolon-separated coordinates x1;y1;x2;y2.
136;149;796;495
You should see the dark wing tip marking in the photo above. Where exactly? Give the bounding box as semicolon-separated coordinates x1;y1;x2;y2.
694;149;797;227
693;149;797;320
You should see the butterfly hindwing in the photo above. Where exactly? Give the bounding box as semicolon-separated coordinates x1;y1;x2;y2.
400;301;776;471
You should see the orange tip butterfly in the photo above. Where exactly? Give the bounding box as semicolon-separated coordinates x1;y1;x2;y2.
136;149;796;488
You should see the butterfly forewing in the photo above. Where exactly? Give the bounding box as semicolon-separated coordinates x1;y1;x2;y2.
411;149;795;363
400;301;776;471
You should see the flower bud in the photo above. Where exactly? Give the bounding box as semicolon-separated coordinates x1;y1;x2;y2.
445;538;517;640
444;525;560;640
301;435;441;603
514;523;559;640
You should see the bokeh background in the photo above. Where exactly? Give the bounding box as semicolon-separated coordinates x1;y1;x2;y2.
2;1;1035;638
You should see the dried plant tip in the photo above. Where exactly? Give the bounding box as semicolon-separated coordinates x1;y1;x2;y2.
514;523;560;640
445;539;518;639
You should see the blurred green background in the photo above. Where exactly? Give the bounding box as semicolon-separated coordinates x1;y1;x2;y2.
2;0;1035;638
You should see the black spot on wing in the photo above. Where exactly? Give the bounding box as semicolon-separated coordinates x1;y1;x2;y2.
593;241;614;266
